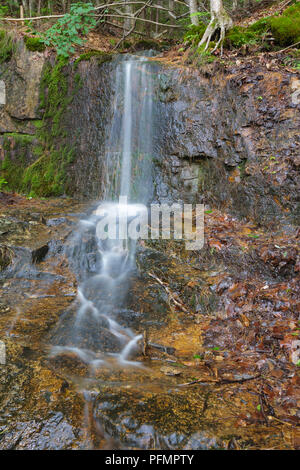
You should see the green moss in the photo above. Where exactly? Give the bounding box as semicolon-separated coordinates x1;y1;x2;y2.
248;17;271;34
131;38;162;50
1;53;88;198
185;5;299;53
0;29;15;64
74;72;83;89
269;4;300;47
42;57;70;139
184;23;206;46
1;57;80;197
225;3;300;51
21;148;67;197
1;155;25;192
2;133;35;145
122;40;132;49
74;50;112;68
24;36;46;52
32;120;44;129
225;26;258;48
0;134;36;191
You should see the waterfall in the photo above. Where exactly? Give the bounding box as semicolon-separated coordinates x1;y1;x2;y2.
120;61;133;198
50;56;156;369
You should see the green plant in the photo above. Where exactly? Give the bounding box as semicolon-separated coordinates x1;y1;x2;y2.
24;36;46;52
0;29;15;64
0;5;9;17
251;3;300;47
270;15;300;47
74;50;112;67
0;178;8;190
184;22;207;46
39;2;97;57
225;26;258;48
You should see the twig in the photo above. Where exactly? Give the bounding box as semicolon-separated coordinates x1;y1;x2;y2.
113;0;153;50
272;41;300;54
148;272;190;314
259;392;269;426
268;416;294;427
142;329;148;356
178;374;261;387
104;20;147;36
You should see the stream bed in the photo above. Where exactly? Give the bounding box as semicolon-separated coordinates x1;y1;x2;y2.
0;193;298;449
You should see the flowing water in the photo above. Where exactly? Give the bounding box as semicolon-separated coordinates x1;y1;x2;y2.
50;56;156;371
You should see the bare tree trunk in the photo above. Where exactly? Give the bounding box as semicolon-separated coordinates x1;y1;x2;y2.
124;0;134;33
168;0;174;22
198;0;232;54
21;0;28;16
20;4;24;25
188;0;199;26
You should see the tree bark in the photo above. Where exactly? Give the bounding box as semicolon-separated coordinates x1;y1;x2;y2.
188;0;199;26
124;0;134;33
198;0;232;54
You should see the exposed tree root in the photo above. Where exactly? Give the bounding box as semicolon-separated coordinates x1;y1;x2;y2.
198;0;233;55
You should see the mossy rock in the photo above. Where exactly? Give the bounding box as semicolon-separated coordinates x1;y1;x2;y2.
0;29;15;64
269;3;300;47
131;39;162;51
74;50;112;68
24;36;46;52
225;3;300;51
0;245;14;272
248;17;272;34
1;58;79;198
122;39;132;50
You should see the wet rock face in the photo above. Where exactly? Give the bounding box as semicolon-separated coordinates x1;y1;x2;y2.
62;58;116;198
1;49;299;224
93;388;220;450
0;412;80;450
154;66;300;226
0;41;45;134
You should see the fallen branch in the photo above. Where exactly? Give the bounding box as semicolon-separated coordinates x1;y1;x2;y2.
148;272;190;314
272;41;300;54
98;14;185;28
178;374;261;387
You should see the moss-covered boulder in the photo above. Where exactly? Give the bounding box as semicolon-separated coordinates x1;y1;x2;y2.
74;50;112;68
24;36;46;52
226;2;300;50
269;3;300;47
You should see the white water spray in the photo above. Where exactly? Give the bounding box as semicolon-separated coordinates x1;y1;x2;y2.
51;56;156;369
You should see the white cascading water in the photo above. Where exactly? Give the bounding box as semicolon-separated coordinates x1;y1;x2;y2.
50;56;155;369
